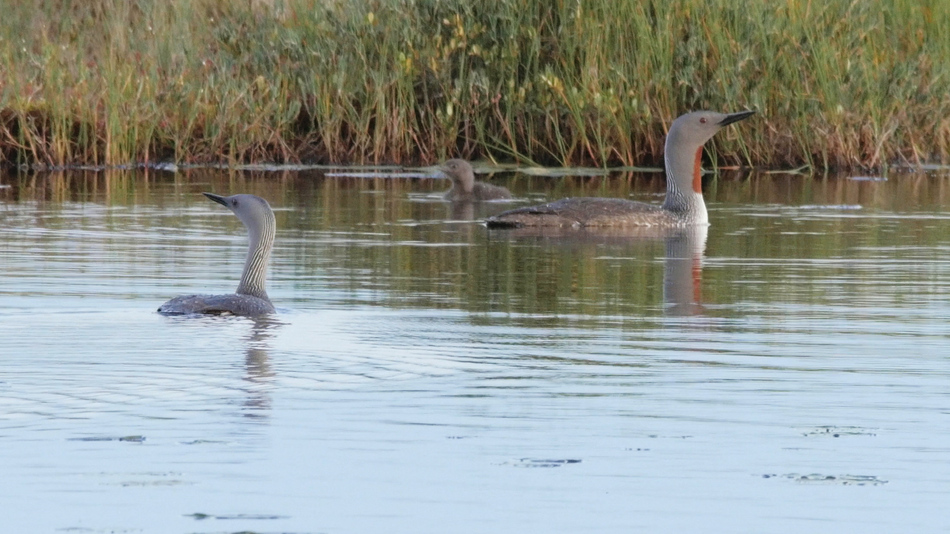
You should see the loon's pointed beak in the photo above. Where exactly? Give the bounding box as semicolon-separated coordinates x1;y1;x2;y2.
718;110;756;126
203;192;229;207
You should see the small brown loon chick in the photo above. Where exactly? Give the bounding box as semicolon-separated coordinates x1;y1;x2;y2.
158;193;277;317
440;158;512;201
485;110;754;228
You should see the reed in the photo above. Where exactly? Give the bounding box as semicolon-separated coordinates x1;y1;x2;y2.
1;0;948;169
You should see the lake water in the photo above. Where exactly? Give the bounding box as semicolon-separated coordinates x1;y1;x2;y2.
1;166;949;533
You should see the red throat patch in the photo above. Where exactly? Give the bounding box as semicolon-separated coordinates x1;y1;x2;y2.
693;148;703;193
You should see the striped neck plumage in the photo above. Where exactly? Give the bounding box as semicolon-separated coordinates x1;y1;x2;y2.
236;217;274;301
661;143;709;225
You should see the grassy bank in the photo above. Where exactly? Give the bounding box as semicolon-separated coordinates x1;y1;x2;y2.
1;0;948;169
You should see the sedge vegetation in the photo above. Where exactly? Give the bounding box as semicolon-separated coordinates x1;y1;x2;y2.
1;0;948;169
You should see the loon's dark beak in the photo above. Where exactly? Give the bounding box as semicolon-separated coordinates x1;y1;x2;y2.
718;110;756;126
203;192;229;207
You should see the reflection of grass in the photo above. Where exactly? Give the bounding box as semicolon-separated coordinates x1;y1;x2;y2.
1;1;948;169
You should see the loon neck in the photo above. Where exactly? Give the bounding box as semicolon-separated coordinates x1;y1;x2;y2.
457;171;475;193
661;145;708;224
236;219;274;301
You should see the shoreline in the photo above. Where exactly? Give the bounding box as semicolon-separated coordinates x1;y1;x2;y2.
2;0;948;169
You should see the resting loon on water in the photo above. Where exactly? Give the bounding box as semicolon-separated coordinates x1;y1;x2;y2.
440;158;512;202
158;193;276;317
485;110;755;228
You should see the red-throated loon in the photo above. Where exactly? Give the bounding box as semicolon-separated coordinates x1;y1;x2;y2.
158;193;276;317
440;158;512;201
485;110;754;228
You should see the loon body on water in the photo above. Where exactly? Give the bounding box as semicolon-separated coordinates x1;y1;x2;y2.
440;158;512;202
485;110;755;228
158;193;276;317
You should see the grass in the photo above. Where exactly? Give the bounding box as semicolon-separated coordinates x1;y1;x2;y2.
1;0;948;169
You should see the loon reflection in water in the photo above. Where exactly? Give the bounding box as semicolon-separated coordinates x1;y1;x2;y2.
489;224;709;316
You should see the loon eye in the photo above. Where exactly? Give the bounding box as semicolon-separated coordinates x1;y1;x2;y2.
232;199;240;207
699;117;708;124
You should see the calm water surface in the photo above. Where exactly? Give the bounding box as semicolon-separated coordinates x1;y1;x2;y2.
1;167;949;533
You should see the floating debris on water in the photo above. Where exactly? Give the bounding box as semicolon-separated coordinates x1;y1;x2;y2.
503;458;583;468
184;512;290;520
95;471;188;487
802;426;878;438
56;527;141;533
325;171;437;179
795;204;863;210
848;175;887;181
760;473;887;486
894;163;950;171
763;165;812;175
150;162;178;172
518;166;609;177
118;479;189;487
68;435;146;443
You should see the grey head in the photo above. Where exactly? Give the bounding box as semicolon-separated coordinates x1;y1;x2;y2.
440;158;476;194
204;193;275;237
666;110;756;150
661;110;755;224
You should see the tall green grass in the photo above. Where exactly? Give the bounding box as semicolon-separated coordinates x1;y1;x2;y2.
1;0;948;169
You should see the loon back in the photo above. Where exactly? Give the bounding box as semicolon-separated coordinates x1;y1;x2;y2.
446;181;513;202
158;293;275;317
485;197;679;228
